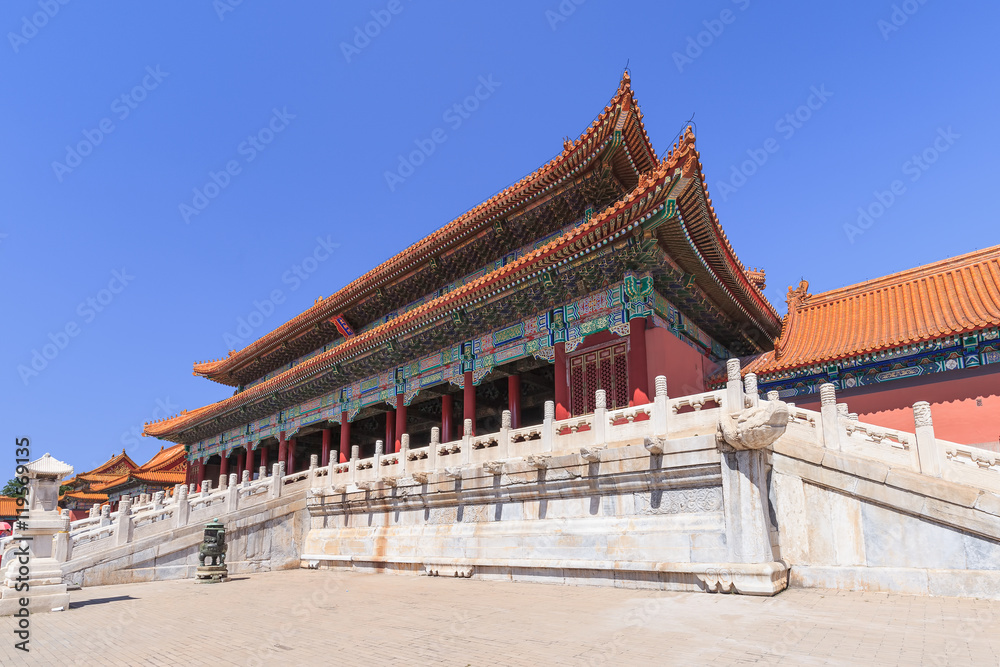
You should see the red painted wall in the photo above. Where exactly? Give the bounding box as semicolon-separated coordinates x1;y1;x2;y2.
793;365;1000;451
645;326;709;398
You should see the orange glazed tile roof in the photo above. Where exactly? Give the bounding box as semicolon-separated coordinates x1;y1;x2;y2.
744;245;1000;377
91;475;129;493
62;491;109;503
63;451;138;487
0;496;21;518
145;129;779;442
130;471;187;485
89;445;188;493
193;71;660;387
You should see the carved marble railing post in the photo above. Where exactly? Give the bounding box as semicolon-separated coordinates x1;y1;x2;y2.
430;427;440;470
100;504;112;527
201;480;212;497
270;463;283;499
819;383;841;451
259;465;267;480
744;373;759;408
400;434;410;475
325;451;337;487
848;412;859;421
542;400;555;452
189;483;197;495
54;529;72;563
913;401;942;477
498;411;511;459
218;474;228;492
593;389;608;446
225;474;239;513
308;454;319;486
766;390;779;402
374;440;384;480
725;358;743;414
152;491;164;511
88;504;98;519
349;445;359;483
651;376;668;438
462;420;472;465
115;497;134;546
241;469;250;488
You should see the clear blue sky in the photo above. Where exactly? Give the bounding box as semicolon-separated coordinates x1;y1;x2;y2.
2;1;997;477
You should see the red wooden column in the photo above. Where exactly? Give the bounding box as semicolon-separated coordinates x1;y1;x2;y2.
463;371;476;436
394;394;406;453
287;438;297;473
196;457;205;491
385;409;395;453
235;449;244;479
628;317;650;405
321;428;332;467
339;412;350;463
277;431;287;470
441;394;453;442
260;445;269;473
220;453;229;478
245;444;254;479
554;342;571;420
508;374;522;429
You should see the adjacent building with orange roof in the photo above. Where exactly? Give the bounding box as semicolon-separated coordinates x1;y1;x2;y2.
143;72;782;488
724;245;1000;450
60;450;137;519
88;444;188;505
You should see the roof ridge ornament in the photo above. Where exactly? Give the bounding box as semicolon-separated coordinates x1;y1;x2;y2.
775;280;811;359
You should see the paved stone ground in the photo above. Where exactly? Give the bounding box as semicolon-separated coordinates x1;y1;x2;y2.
2;569;999;666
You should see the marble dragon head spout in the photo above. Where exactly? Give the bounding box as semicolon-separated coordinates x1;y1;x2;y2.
718;400;790;451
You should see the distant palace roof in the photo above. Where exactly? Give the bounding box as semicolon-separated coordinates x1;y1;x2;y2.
743;245;1000;378
62;450;137;490
193;72;660;388
90;444;187;493
145;111;782;442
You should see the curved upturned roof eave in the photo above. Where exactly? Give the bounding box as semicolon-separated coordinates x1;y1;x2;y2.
192;73;659;387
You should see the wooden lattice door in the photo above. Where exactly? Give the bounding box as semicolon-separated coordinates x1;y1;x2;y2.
568;341;629;416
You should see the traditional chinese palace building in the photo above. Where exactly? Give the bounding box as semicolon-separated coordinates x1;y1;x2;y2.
723;246;1000;450
60;445;187;518
143;72;1000;480
61;450;137;519
143;73;783;483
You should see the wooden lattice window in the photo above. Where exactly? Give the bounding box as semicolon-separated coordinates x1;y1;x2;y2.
569;342;629;416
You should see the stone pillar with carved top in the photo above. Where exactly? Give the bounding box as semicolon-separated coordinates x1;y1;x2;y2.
430;427;440;470
726;359;743;414
498;410;511;459
594;389;608;446
819;383;841;451
913;401;942;477
651;376;669;438
542;400;555;452
744;373;759;408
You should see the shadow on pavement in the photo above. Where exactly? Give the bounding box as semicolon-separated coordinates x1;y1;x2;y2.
70;595;135;609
